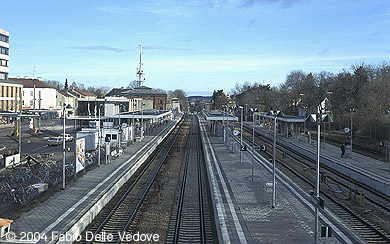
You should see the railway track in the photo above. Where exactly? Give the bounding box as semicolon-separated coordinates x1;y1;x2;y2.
235;122;390;243
166;114;216;244
312;132;385;160
77;117;185;244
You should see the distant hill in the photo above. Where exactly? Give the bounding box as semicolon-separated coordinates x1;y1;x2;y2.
187;96;212;102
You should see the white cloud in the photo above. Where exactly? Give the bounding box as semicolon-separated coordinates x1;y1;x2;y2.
95;6;131;14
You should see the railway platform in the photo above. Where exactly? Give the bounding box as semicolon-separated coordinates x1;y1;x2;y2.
248;123;390;196
199;117;364;244
1;117;181;244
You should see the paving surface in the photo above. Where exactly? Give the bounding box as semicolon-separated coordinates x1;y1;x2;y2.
1;120;176;244
200;118;361;244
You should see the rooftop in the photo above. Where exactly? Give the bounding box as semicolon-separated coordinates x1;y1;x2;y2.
122;86;167;96
9;78;53;88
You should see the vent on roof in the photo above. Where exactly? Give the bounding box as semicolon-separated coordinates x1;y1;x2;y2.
37;77;42;81
24;76;29;79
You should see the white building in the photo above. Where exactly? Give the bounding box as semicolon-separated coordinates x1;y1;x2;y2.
0;29;9;80
9;77;57;110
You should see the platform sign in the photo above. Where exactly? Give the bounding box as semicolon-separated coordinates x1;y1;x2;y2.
75;138;85;173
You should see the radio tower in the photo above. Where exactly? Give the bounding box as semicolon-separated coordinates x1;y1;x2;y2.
136;45;144;87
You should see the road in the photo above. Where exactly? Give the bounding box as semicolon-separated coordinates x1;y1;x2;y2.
0;118;76;158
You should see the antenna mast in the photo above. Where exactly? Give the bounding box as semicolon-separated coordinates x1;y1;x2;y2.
136;45;144;87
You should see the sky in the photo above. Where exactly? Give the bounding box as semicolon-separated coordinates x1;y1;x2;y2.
2;0;390;96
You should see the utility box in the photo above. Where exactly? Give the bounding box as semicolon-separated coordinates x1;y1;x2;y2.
0;218;13;238
345;144;352;158
77;130;98;151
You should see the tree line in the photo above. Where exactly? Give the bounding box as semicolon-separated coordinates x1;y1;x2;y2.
229;62;390;142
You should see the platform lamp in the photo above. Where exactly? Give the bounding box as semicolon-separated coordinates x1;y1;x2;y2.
141;102;145;139
239;106;243;164
62;103;72;190
97;103;104;167
272;112;277;208
385;110;390;172
132;101;137;144
252;109;255;181
350;108;356;155
118;104;123;151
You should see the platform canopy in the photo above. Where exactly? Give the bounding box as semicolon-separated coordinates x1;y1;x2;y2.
256;111;306;123
203;110;238;121
110;109;172;119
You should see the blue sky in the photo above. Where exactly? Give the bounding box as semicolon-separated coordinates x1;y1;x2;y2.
2;0;390;95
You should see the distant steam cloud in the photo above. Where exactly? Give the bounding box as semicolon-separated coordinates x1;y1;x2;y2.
70;45;125;53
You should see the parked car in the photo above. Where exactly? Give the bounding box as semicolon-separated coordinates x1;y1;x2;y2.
58;134;74;142
48;137;63;146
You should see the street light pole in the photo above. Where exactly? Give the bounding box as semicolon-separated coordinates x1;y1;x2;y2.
132;102;136;143
141;102;144;139
240;106;243;164
350;108;355;154
385;110;390;172
118;104;122;151
313;106;323;243
98;105;101;167
272;114;277;208
245;104;248;122
252;111;255;181
62;105;66;190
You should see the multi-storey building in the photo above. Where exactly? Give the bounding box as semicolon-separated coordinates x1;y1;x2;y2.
0;29;9;80
9;77;57;110
0;79;23;113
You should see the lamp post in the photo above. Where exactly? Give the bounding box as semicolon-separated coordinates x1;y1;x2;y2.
252;110;255;181
245;104;248;122
314;106;322;243
239;106;243;164
62;104;72;190
118;104;123;151
272;113;277;208
141;102;145;139
385;110;390;172
97;104;103;167
132;102;136;144
350;108;356;155
222;105;226;144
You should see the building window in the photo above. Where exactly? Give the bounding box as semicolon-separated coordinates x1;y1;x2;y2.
30;91;33;96
0;59;8;67
0;34;9;43
0;72;7;80
0;47;9;55
30;100;33;106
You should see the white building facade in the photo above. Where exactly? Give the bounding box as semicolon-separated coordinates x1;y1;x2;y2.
0;29;9;80
9;78;57;110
